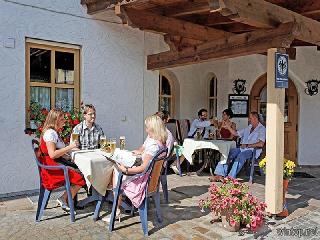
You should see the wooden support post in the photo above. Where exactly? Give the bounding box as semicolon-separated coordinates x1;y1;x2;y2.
265;48;285;214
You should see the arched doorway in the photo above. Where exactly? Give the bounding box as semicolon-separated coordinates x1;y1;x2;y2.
250;74;299;163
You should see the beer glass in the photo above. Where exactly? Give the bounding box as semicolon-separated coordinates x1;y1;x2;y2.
119;136;125;150
71;133;79;142
196;130;202;140
99;135;107;149
110;138;117;153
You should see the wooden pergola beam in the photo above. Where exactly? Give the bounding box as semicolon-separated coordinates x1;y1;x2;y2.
147;22;296;70
164;35;204;51
162;1;211;17
210;0;320;46
115;6;233;41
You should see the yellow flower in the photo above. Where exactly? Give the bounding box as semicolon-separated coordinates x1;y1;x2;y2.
259;157;295;179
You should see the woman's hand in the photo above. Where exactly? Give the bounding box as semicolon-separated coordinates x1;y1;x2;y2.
132;150;141;156
69;140;79;149
116;163;126;173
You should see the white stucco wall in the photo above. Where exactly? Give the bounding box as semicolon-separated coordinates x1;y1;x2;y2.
0;0;161;195
1;0;320;195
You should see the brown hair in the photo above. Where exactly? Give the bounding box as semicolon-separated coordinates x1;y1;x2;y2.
155;110;169;122
41;108;64;138
250;111;260;121
83;104;96;114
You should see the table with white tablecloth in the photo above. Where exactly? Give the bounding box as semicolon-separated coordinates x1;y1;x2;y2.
182;138;236;165
71;149;136;196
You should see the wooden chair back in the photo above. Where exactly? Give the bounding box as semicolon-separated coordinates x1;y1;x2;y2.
147;159;165;194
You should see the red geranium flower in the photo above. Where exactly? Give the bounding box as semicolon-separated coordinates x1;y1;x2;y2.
73;119;80;125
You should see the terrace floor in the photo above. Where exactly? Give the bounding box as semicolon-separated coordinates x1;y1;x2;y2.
1;166;320;240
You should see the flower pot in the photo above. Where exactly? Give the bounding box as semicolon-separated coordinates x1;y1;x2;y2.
221;215;240;232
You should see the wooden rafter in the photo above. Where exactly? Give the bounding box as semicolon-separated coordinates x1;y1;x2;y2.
115;6;233;41
147;22;297;70
163;35;204;51
210;0;320;45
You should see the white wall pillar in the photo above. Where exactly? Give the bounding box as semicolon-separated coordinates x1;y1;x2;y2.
265;48;285;214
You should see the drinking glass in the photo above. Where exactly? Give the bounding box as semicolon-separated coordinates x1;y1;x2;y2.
71;133;79;142
196;130;202;140
110;138;117;153
99;135;107;149
119;136;126;150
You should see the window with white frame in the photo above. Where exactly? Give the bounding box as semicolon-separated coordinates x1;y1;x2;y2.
209;75;217;118
26;39;80;126
159;75;173;116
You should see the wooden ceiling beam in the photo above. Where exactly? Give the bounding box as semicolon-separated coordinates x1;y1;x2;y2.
162;1;210;17
164;35;204;51
147;22;296;70
85;0;110;14
115;6;233;41
210;0;320;46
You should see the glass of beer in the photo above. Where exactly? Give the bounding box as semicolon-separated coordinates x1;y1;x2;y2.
110;138;117;153
99;135;107;149
119;136;125;150
71;133;79;142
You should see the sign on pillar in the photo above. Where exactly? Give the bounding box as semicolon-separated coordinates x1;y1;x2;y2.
275;53;289;89
266;48;285;214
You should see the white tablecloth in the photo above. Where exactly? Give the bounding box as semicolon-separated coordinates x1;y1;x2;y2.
71;149;136;196
182;139;236;165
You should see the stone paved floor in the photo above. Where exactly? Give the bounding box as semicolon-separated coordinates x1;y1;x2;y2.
1;166;320;240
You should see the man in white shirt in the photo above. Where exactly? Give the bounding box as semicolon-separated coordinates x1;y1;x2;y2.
188;109;215;139
210;112;266;181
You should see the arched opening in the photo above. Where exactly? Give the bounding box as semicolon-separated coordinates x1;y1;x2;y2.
159;75;174;116
250;73;299;163
208;73;218;118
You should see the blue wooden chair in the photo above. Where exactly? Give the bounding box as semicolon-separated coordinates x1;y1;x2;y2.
32;139;76;222
248;147;265;184
108;147;168;236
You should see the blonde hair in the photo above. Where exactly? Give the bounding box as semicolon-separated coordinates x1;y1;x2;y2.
41;108;64;138
145;115;168;144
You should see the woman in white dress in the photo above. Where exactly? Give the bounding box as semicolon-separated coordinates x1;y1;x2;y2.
103;115;168;222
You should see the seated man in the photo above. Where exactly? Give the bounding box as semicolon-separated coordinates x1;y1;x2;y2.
188;108;215;139
209;111;266;181
72;104;105;150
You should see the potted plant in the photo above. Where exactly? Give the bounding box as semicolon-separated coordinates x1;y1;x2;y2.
199;177;267;232
259;157;295;217
26;101;83;144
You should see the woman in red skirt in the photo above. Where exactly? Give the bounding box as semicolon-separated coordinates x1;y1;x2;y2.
39;108;85;211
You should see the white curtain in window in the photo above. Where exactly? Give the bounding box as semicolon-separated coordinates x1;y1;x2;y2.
30;87;50;109
55;88;74;111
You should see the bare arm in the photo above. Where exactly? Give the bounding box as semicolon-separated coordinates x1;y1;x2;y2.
240;140;265;149
229;122;237;139
225;123;239;137
132;145;145;155
46;141;78;159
